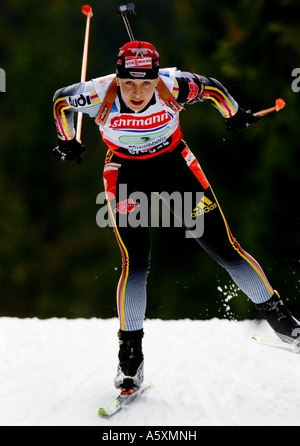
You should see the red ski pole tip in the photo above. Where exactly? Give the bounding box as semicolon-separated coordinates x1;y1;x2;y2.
82;5;93;17
275;98;285;111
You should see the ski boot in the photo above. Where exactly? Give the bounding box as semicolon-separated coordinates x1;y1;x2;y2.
255;291;300;345
114;329;144;393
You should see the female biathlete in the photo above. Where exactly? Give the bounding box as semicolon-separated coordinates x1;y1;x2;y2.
53;41;300;393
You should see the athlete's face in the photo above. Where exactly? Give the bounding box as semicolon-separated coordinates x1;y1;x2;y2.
117;78;158;112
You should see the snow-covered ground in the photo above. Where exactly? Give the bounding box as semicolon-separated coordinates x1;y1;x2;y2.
1;316;300;426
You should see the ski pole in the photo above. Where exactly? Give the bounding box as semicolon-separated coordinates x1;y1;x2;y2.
254;98;285;117
117;3;136;41
76;5;93;143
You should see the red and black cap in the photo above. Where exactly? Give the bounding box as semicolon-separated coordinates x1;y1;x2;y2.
116;41;160;79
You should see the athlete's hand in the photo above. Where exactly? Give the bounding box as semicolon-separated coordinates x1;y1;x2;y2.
52;138;86;164
225;107;260;133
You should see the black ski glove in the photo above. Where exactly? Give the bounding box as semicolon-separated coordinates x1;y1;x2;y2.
52;138;86;164
225;107;260;133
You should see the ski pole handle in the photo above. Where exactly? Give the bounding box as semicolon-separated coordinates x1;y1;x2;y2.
76;5;93;143
253;98;285;117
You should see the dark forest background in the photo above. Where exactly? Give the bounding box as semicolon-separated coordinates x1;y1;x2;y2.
0;0;299;321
